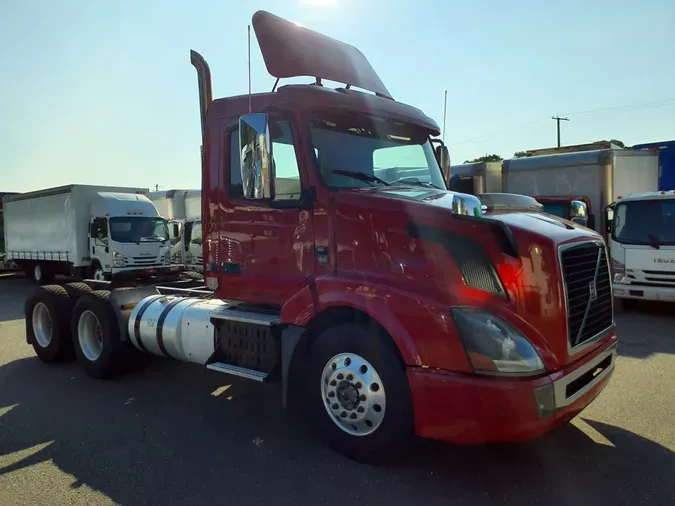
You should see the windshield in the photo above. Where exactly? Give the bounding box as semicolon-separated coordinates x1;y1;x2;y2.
191;221;202;244
612;199;675;246
109;216;169;243
541;203;570;219
307;113;446;190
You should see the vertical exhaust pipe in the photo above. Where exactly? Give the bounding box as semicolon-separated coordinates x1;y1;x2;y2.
190;50;213;159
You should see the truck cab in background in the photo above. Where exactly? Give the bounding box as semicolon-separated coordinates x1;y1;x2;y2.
503;149;659;239
148;189;203;273
448;164;592;227
609;191;675;306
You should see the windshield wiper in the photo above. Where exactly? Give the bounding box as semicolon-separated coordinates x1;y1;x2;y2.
648;233;661;249
331;169;390;186
395;180;441;189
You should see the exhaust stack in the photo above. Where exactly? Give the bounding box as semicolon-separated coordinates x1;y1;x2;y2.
190;50;213;153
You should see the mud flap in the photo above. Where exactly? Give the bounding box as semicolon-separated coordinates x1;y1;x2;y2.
281;325;305;411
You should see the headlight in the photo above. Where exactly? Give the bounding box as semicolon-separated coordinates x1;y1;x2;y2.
613;272;628;284
611;259;628;284
451;308;545;375
112;250;125;267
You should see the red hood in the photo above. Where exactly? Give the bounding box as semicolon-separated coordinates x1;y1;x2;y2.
334;187;606;368
357;186;600;246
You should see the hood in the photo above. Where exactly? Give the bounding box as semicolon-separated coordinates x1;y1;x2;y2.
336;187;607;368
354;186;601;245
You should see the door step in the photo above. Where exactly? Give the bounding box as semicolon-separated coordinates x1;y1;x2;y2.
208;305;280;326
206;362;269;382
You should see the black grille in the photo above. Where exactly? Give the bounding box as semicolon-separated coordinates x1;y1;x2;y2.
560;242;613;348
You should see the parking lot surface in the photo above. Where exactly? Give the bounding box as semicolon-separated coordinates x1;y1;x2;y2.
1;275;673;505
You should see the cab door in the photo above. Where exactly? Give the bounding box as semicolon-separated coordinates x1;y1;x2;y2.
216;113;315;306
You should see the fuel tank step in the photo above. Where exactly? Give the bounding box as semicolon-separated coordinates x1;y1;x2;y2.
208;305;280;326
206;362;269;382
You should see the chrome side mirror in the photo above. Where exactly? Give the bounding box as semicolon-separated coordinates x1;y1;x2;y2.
570;200;588;218
451;193;483;217
570;200;588;227
435;145;451;185
239;113;275;199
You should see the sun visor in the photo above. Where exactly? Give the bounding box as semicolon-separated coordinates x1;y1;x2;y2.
252;10;393;99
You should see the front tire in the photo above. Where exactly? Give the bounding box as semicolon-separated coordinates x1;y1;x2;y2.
24;285;74;362
71;290;129;378
306;323;414;464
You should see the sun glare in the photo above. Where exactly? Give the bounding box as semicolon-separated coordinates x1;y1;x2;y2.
299;0;337;6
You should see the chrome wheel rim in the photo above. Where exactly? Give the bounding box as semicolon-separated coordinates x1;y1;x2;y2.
78;310;103;361
321;353;386;436
32;302;53;348
93;269;105;281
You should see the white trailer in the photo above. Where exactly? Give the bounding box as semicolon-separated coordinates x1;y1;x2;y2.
448;161;503;195
148;189;203;273
610;190;675;306
4;184;175;283
0;192;19;271
503;149;659;235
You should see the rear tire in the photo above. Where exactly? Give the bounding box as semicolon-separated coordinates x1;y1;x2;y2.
71;290;130;378
305;323;414;464
181;270;204;281
25;285;74;362
63;282;93;300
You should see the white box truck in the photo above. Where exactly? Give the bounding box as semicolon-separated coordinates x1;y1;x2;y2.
502;149;660;236
3;184;176;283
148;189;203;273
609;190;675;307
447;161;503;195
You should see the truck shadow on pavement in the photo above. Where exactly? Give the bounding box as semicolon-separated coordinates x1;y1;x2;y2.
1;356;673;506
0;277;31;323
615;302;675;358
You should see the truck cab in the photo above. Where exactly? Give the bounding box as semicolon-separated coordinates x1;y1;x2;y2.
610;191;675;305
149;189;203;272
88;192;172;280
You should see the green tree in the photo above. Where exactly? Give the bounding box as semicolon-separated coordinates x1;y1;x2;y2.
595;139;626;148
513;151;529;158
463;154;503;163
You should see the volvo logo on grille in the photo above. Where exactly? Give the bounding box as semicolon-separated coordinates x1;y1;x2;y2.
588;281;598;301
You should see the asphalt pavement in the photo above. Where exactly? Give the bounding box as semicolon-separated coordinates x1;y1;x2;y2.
1;274;673;506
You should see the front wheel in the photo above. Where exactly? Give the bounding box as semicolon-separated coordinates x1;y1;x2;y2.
306;323;414;464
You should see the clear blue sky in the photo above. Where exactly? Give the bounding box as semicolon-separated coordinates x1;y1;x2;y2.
1;0;674;192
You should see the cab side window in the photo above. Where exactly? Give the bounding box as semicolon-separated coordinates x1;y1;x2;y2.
91;218;108;243
229;119;301;201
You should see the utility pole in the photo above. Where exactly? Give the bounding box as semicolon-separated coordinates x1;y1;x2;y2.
552;116;570;147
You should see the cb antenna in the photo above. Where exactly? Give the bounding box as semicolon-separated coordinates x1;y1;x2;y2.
248;24;252;114
442;89;448;144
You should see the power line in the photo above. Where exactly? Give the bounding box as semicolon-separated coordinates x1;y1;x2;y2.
561;97;675;117
449;96;675;148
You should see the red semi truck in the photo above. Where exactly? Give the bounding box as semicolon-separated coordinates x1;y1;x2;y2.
23;11;617;463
